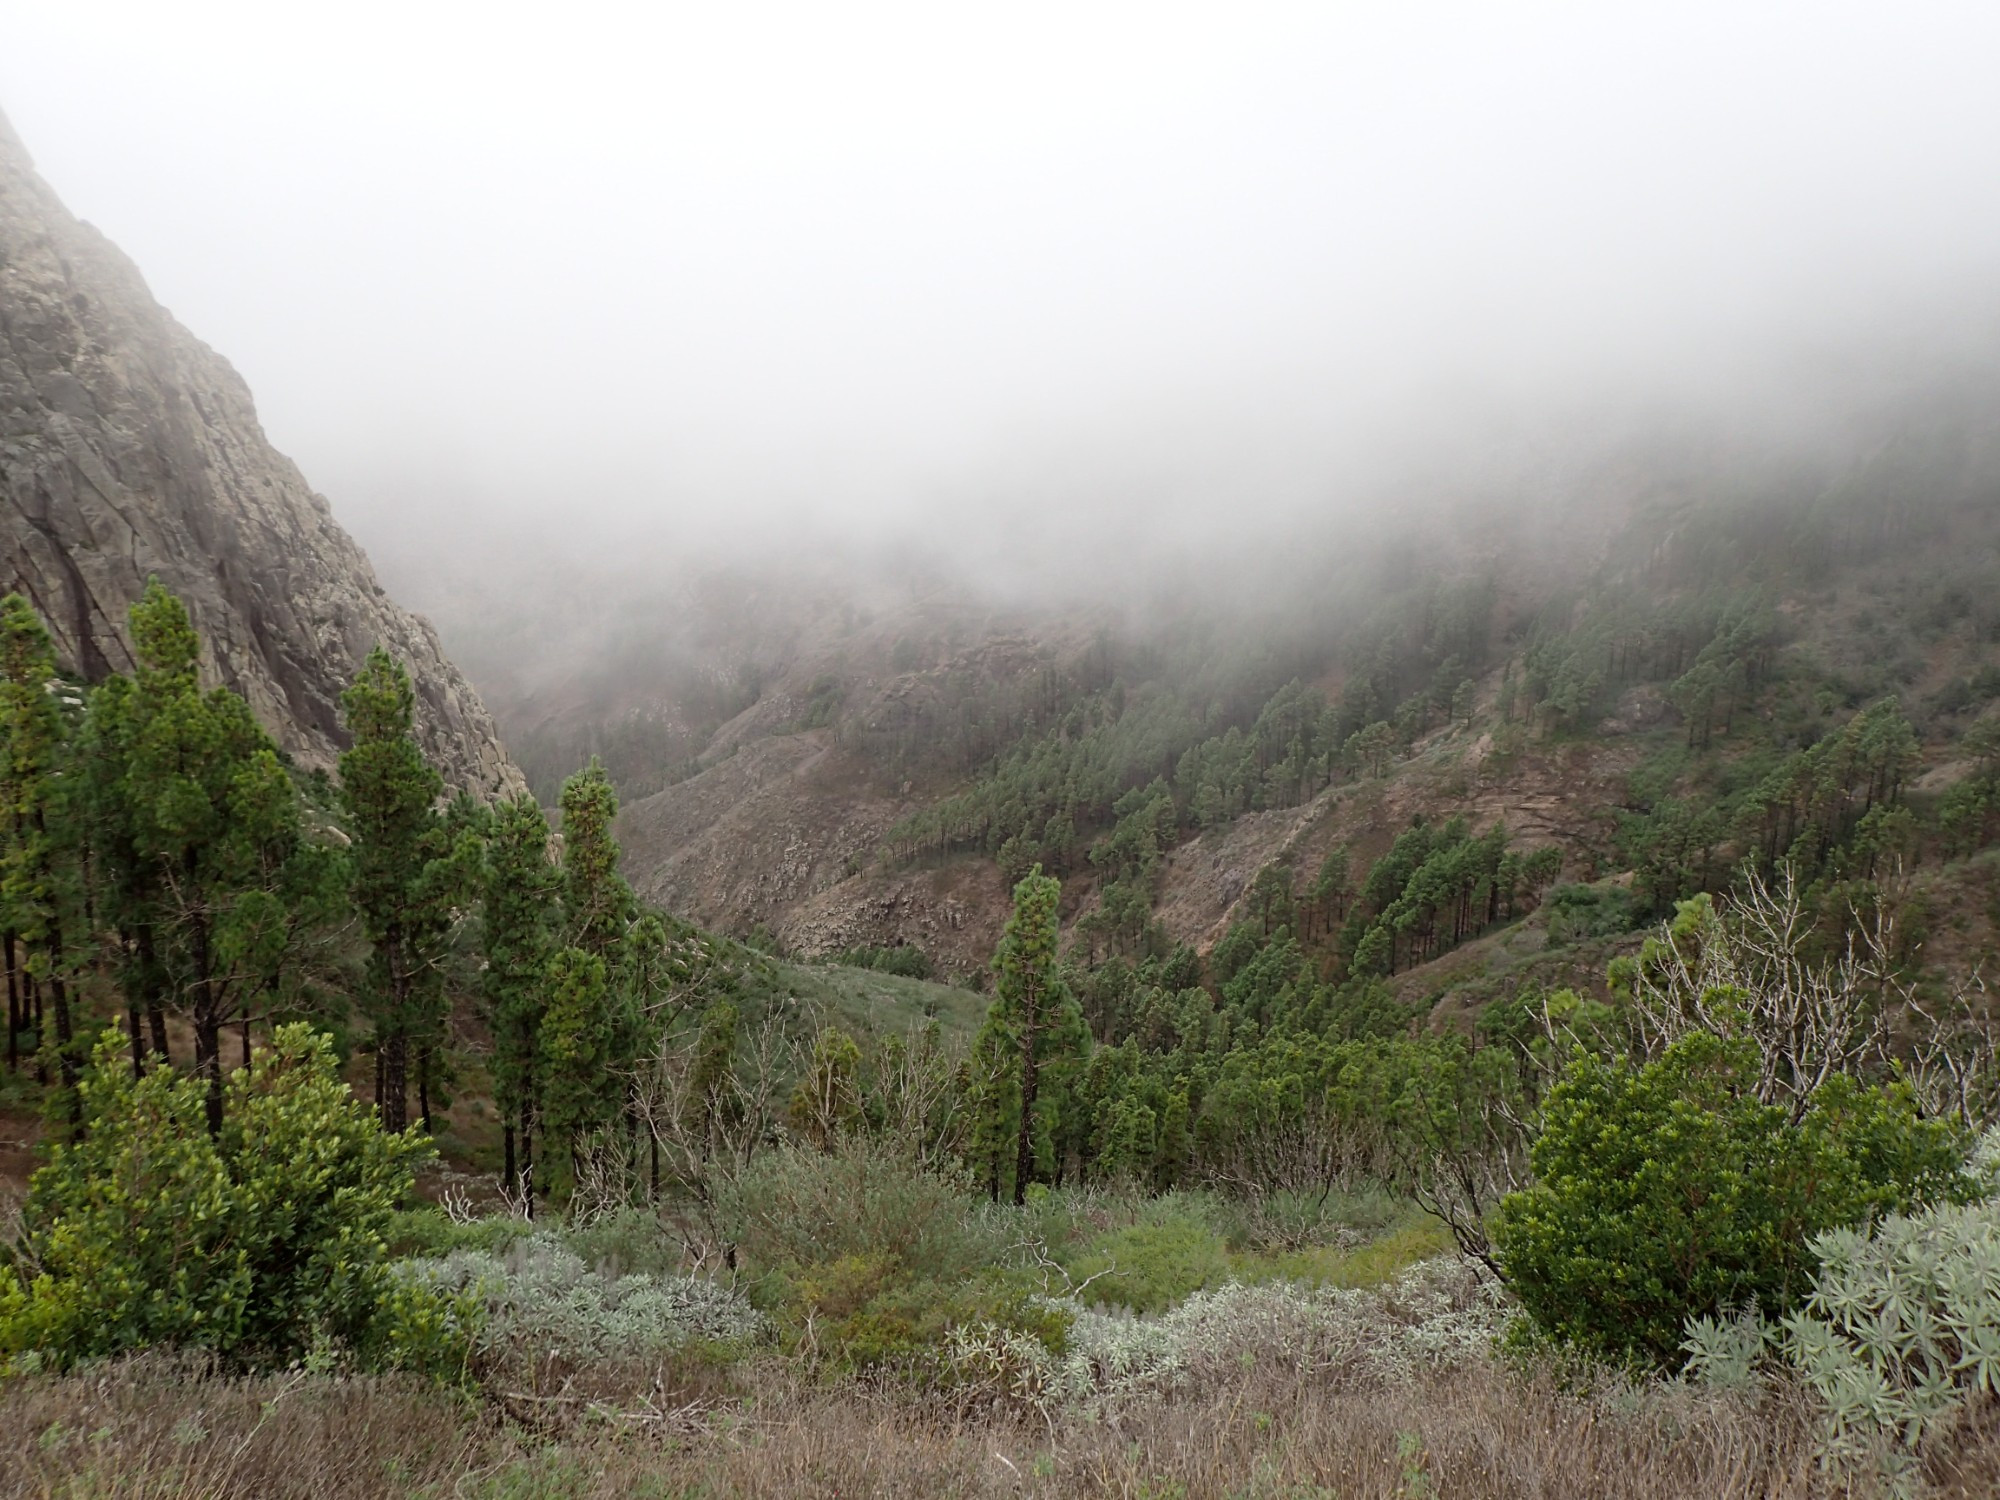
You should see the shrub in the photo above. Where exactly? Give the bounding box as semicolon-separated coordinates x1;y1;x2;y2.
564;1205;688;1278
384;1206;534;1260
1783;1196;2000;1497
1066;1203;1233;1313
814;1273;1073;1376
0;1026;460;1373
1541;882;1638;943
942;1257;1512;1407
1494;1030;1974;1368
833;944;934;981
718;1139;1001;1282
404;1233;763;1366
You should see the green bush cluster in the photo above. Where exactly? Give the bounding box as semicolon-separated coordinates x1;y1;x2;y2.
1064;1200;1236;1313
830;943;934;980
1495;1029;1975;1368
404;1234;763;1367
720;1139;1006;1285
0;1026;472;1376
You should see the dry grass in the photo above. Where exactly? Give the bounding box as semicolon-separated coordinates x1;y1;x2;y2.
19;1351;1974;1500
0;1354;484;1499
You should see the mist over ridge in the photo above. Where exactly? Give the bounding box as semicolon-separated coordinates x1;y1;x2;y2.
7;1;2000;627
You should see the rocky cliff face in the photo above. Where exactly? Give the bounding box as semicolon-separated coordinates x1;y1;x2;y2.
0;109;525;798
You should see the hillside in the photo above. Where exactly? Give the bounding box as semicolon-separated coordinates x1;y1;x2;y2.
430;374;2000;990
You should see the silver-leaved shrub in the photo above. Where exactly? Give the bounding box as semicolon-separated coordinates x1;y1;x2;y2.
398;1233;764;1365
943;1257;1510;1409
1782;1197;2000;1497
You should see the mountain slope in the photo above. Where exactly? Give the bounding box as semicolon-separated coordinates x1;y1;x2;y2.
0;108;523;797
543;383;2000;976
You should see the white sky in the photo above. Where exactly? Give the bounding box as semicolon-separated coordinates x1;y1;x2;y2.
6;1;2000;581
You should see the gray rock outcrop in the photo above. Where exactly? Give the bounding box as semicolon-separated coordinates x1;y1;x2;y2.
0;106;525;798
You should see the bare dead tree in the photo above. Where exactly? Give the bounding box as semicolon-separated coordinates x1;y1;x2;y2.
1623;861;1998;1132
1902;968;1998;1130
1625;864;1893;1120
624;1006;799;1269
1200;1100;1386;1249
872;1019;969;1172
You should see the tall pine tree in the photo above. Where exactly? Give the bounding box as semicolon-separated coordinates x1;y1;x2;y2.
981;866;1087;1204
340;648;462;1133
481;794;558;1197
104;583;342;1133
0;596;82;1118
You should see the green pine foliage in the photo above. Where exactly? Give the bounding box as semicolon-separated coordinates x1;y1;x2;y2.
0;595;84;1108
977;867;1088;1204
481;794;559;1195
84;583;348;1134
537;946;614;1197
341;647;475;1133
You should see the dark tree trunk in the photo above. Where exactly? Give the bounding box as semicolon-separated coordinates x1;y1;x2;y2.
503;1122;517;1194
28;972;44;1085
4;930;17;1071
129;1001;145;1078
136;926;170;1064
44;923;79;1126
241;1012;252;1070
520;1092;535;1220
418;1048;433;1134
1012;981;1043;1208
190;903;224;1133
195;1013;223;1137
381;1033;408;1133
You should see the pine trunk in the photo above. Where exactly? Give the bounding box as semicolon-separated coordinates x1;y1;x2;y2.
195;1014;224;1137
4;930;16;1071
381;1033;408;1133
1012;985;1042;1207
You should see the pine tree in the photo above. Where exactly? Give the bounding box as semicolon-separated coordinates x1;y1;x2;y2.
340;649;464;1133
538;945;612;1199
965;1011;1019;1202
104;583;343;1134
76;670;173;1071
559;758;631;960
555;758;642;1193
984;866;1087;1205
0;596;82;1118
482;794;558;1198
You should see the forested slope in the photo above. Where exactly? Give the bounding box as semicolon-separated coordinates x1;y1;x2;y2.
516;373;2000;996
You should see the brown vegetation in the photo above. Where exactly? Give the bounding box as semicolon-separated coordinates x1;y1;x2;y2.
14;1352;1998;1500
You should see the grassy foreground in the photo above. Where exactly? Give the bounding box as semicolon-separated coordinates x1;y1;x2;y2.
7;1344;1994;1499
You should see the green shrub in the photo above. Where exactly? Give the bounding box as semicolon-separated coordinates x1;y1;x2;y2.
384;1207;534;1260
1067;1201;1234;1313
816;1273;1073;1375
564;1205;687;1278
832;943;934;980
718;1139;1001;1282
1494;1030;1973;1368
1541;882;1638;943
0;1026;468;1374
